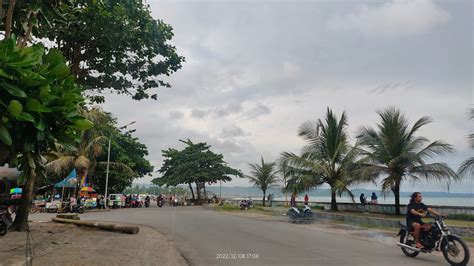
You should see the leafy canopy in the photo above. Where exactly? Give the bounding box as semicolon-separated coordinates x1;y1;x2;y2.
28;0;184;102
153;139;242;187
0;37;92;169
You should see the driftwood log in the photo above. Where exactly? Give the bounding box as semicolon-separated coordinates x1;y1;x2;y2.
56;213;80;220
51;217;139;234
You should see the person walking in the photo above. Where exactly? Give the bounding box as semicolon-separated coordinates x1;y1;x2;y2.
70;195;77;212
304;194;309;206
290;193;296;207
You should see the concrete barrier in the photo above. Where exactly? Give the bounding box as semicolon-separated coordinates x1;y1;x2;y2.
224;199;474;216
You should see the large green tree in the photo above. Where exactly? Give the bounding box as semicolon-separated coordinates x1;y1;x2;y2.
280;108;361;211
93;128;153;193
245;157;279;206
45;108;152;193
357;107;458;215
0;37;91;230
153;139;242;201
5;0;184;102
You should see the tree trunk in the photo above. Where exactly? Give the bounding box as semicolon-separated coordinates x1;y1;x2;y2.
262;190;266;207
195;182;201;200
392;182;401;215
4;0;16;39
188;183;195;200
330;190;338;211
11;170;36;231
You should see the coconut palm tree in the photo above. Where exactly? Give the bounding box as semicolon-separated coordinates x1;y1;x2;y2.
458;109;474;178
46;107;109;178
280;108;361;211
357;107;458;215
246;157;279;206
46;107;134;185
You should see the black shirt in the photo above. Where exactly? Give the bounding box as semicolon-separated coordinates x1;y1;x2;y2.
406;202;428;227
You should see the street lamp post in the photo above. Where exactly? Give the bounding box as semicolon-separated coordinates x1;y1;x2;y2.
104;121;136;206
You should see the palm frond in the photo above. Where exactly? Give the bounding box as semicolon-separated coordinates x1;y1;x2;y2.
416;140;453;159
457;157;474;179
46;156;76;175
97;161;136;176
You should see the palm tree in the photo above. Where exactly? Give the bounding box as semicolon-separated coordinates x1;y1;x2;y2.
458;109;474;178
280;108;361;211
46;107;109;178
246;157;279;206
46;107;134;186
357;107;458;215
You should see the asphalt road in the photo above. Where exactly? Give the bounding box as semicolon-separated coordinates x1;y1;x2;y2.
32;205;453;266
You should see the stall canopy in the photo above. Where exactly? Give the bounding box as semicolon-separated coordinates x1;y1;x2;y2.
54;169;78;188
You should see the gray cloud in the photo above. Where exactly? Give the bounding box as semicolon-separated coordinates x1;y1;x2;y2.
221;125;248;138
102;1;473;191
243;103;271;119
169;110;184;119
191;109;208;118
327;0;450;38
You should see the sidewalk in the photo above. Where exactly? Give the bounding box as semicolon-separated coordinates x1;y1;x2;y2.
0;221;187;266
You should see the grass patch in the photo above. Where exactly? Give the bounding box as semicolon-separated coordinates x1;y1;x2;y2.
463;237;474;243
216;203;240;211
445;219;474;227
448;214;474;222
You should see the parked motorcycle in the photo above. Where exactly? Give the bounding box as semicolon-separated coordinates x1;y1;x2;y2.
0;206;13;236
130;199;142;208
239;198;254;210
287;205;313;223
64;203;85;214
397;215;470;266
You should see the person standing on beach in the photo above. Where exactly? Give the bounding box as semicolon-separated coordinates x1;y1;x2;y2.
304;194;309;206
370;192;378;204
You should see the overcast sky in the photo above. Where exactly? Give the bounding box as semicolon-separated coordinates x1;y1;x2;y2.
103;0;473;193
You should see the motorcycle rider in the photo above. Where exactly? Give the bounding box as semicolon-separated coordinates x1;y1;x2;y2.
157;194;163;206
406;192;442;249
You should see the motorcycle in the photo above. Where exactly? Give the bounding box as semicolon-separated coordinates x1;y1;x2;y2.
157;197;163;208
239;198;254;210
0;206;13;236
397;215;470;266
130;199;142;208
64;203;85;214
287;205;313;223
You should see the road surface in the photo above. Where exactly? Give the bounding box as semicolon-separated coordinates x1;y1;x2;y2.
32;205;455;266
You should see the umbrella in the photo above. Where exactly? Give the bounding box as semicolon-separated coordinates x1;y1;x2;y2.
10;188;22;194
81;187;95;192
